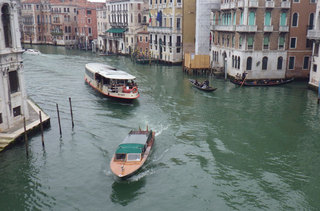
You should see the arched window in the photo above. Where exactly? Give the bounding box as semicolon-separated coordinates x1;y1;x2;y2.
2;4;12;48
237;56;240;69
232;55;234;67
246;57;252;70
292;13;298;27
138;13;141;23
262;57;268;70
277;57;283;70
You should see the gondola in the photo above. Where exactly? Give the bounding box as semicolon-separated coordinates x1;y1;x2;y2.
189;79;217;92
230;77;294;86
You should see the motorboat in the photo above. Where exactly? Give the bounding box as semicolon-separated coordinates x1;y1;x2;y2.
110;128;155;179
23;49;41;55
84;63;140;100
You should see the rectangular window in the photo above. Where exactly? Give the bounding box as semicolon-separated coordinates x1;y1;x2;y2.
306;39;312;48
303;56;309;69
247;36;253;49
177;18;181;29
290;37;296;48
239;36;242;48
9;71;20;93
263;36;269;49
240;12;243;24
289;57;295;70
13;106;21;117
279;36;285;49
313;64;317;72
248;11;255;25
87;10;91;15
0;113;2;124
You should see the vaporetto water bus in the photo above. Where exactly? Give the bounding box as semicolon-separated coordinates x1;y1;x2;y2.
85;63;140;100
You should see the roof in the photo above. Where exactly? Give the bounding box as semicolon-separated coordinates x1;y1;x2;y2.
106;28;126;33
85;63;136;80
116;143;144;154
122;133;149;145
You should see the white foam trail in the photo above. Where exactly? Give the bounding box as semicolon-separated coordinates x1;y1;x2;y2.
155;124;169;136
129;169;155;181
213;138;233;154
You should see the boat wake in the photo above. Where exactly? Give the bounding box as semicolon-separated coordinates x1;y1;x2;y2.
213;138;233;154
155;124;169;137
129;169;155;181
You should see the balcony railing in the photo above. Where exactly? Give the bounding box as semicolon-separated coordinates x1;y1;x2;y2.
281;1;290;9
307;29;320;40
238;0;244;8
221;2;236;10
279;25;289;32
147;26;173;34
264;25;273;32
236;25;257;32
249;0;258;7
211;25;236;32
265;0;275;8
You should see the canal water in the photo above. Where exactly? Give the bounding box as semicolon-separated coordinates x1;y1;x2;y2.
0;45;320;210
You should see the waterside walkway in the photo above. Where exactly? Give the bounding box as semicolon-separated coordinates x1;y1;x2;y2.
0;99;50;152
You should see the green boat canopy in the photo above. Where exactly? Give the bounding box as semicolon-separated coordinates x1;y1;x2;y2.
115;143;144;154
106;28;126;33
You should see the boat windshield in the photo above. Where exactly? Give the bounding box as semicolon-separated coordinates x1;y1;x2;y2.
115;154;126;161
127;153;141;161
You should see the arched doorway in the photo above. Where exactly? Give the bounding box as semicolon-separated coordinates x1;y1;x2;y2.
222;51;227;79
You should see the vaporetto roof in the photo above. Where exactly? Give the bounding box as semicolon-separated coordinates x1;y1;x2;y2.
86;63;136;80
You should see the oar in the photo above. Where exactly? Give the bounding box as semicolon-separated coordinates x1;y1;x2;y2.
240;75;247;87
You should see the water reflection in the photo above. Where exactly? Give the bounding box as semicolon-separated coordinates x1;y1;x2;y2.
110;178;146;206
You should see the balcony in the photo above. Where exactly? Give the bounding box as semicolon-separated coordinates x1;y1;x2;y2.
265;0;275;8
281;1;290;9
176;42;183;47
279;25;289;32
211;25;236;32
264;25;273;32
238;0;244;8
221;2;236;10
168;42;172;47
249;0;259;8
236;25;257;32
147;26;173;34
307;29;320;40
177;3;182;8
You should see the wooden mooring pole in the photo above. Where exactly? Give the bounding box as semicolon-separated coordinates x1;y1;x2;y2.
39;111;44;148
69;97;74;129
23;117;28;158
56;103;62;137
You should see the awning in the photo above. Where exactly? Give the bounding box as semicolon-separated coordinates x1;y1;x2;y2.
106;28;126;33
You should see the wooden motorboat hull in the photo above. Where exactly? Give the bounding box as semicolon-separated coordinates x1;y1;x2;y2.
230;77;294;86
189;79;217;92
110;131;155;179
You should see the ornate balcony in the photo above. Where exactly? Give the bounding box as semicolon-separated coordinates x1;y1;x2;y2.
281;1;290;9
221;2;236;10
265;0;275;8
211;25;236;32
264;25;274;32
307;29;320;40
236;25;257;32
238;0;244;8
279;25;289;32
148;26;173;34
249;0;259;8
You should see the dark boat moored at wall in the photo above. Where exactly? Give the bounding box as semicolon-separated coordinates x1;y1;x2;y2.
230;77;294;86
189;79;217;92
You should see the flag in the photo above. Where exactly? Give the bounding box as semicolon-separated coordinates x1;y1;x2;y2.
149;12;152;23
156;11;162;23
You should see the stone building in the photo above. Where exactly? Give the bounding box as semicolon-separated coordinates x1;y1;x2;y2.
307;0;320;89
0;1;29;131
97;5;109;53
21;0;53;44
210;0;316;80
104;0;148;55
148;0;183;64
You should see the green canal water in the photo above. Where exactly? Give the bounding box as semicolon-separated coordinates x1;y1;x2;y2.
0;45;320;210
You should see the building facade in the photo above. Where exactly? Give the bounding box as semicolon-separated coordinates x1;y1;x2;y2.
307;0;320;89
103;0;148;55
286;0;316;79
0;1;30;131
148;0;183;64
97;5;109;53
210;0;292;79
